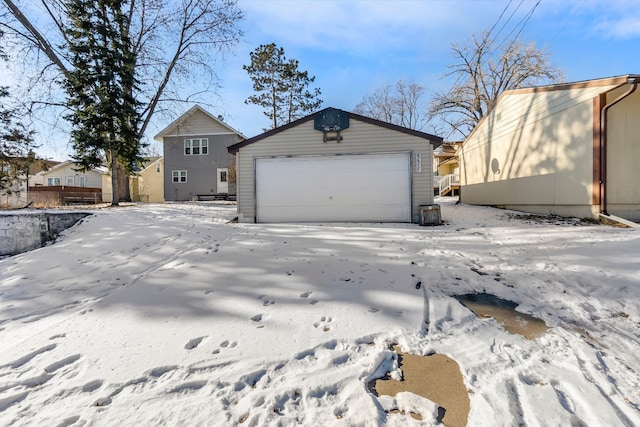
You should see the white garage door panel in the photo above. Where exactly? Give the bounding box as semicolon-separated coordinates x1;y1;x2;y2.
256;153;411;222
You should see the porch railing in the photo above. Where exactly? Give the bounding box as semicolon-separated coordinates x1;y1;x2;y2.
437;174;460;196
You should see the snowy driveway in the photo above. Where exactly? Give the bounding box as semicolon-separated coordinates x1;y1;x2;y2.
1;200;639;426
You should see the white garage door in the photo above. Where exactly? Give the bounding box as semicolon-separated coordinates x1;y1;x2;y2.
255;153;411;222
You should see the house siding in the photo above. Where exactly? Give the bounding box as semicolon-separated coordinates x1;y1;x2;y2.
460;83;620;219
40;163;103;189
164;133;238;201
606;88;640;220
138;158;165;203
235;118;434;223
161;109;233;136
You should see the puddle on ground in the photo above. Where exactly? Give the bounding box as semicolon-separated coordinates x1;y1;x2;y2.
454;293;549;340
369;346;470;427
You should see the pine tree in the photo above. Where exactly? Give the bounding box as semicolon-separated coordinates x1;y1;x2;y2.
63;0;144;206
244;43;322;130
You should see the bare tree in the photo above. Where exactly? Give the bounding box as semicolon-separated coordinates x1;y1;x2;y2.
429;31;563;139
354;80;428;130
1;0;243;138
1;0;243;203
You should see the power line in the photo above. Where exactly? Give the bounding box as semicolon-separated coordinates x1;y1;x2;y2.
486;0;515;43
493;0;541;58
541;0;586;53
490;0;525;49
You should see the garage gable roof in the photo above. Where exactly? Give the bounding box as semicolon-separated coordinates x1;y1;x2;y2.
463;74;640;145
228;107;443;154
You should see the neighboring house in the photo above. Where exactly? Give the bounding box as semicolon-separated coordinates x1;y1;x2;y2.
130;156;164;202
31;160;104;188
433;142;462;196
460;75;640;222
154;105;245;201
1;157;57;208
228;107;443;223
30;161;107;204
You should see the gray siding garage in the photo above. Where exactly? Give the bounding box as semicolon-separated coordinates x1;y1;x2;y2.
228;108;442;223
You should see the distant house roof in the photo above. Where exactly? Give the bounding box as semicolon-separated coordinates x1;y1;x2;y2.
227;107;443;154
34;160;107;176
28;159;60;175
132;156;162;173
153;104;246;141
433;142;461;158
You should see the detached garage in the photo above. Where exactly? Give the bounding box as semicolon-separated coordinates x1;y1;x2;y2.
228;107;443;223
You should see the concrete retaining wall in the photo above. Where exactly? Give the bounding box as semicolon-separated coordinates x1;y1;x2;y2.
0;212;91;256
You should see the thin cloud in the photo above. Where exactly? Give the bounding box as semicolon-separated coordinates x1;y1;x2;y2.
596;16;640;39
241;0;496;56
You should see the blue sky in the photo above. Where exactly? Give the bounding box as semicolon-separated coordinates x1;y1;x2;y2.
213;0;639;137
8;0;640;160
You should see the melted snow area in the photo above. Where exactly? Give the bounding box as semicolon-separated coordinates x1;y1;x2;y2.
1;199;639;426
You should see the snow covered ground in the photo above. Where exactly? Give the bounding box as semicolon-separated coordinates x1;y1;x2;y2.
1;198;639;426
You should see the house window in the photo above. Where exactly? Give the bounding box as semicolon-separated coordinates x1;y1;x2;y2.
65;177;75;186
78;176;86;187
47;177;61;186
172;170;187;183
156;163;161;173
184;138;208;155
220;170;227;182
1;164;8;174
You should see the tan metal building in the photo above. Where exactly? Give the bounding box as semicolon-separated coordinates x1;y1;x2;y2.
228;108;443;223
460;75;640;222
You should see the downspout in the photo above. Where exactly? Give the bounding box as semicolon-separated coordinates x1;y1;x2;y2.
599;78;639;215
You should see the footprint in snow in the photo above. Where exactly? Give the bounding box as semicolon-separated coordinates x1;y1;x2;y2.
82;379;104;393
44;354;81;373
169;380;207;393
258;295;275;306
314;316;333;331
213;340;238;354
7;344;57;369
147;365;178;378
300;291;312;298
57;416;81;427
185;336;206;350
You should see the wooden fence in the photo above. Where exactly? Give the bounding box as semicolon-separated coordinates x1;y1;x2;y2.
28;186;103;206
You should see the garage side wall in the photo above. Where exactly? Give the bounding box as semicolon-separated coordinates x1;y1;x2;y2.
607;88;640;221
236;118;434;223
460;84;619;219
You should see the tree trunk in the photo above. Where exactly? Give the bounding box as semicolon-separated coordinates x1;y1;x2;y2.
110;146;119;206
117;161;131;202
